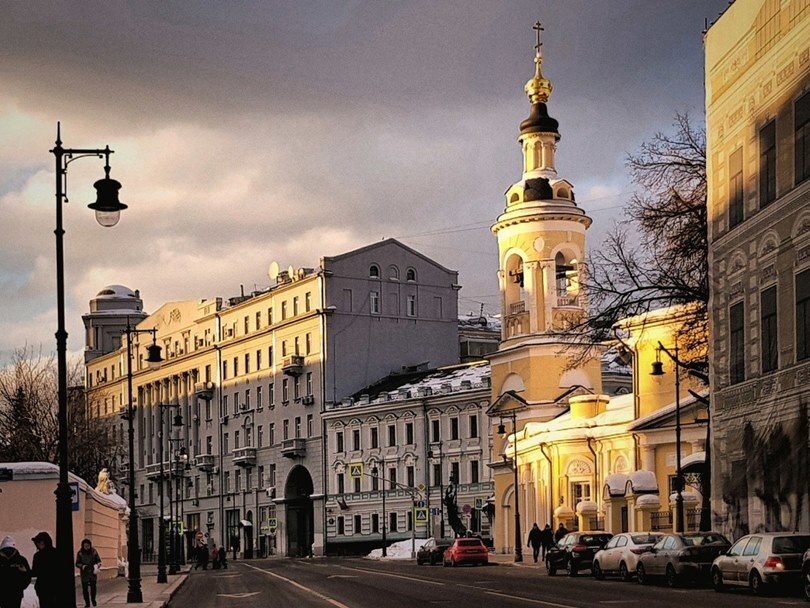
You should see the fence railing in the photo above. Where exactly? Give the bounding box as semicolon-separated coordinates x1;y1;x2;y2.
650;510;672;531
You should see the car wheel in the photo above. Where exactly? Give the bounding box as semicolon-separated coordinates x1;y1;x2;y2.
803;566;810;601
750;571;767;596
443;558;449;567
619;561;630;582
451;558;457;568
665;564;679;588
712;567;725;592
416;557;423;565
567;558;578;577
593;561;604;580
636;562;647;585
546;559;557;576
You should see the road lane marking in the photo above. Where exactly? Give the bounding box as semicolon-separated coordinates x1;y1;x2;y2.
485;590;578;608
215;574;242;578
338;565;445;586
242;562;352;608
217;592;261;598
327;575;358;579
599;602;638;605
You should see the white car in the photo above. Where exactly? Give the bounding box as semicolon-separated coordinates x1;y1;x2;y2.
593;533;662;581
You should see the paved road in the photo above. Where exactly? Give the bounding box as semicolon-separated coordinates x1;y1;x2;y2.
169;558;807;608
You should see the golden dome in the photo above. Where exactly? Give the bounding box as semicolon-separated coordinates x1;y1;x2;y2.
524;21;553;104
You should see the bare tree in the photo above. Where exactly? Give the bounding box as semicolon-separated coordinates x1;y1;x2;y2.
585;113;708;366
0;346;118;483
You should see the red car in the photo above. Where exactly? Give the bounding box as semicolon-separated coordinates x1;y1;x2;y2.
443;538;489;567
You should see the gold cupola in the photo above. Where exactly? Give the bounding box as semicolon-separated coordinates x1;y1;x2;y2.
520;22;559;137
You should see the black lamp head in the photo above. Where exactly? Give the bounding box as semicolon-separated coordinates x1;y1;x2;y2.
650;360;665;376
146;342;163;368
497;423;506;436
88;177;127;227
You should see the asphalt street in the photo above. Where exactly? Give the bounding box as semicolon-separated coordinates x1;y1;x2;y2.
168;558;808;608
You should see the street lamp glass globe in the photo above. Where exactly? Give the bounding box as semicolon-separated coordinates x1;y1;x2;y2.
94;209;121;227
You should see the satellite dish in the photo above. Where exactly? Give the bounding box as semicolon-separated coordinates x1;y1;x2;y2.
268;261;279;282
287;265;294;278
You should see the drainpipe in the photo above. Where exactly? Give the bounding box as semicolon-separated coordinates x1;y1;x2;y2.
319;270;329;556
214;311;225;551
422;399;430;521
586;437;599;526
538;443;553;525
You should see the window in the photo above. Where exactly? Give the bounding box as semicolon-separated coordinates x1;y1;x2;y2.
257;386;263;409
571;481;591;504
370;291;380;314
387;424;396;446
337;516;345;535
371;474;379;491
336;432;344;453
268;346;273;366
295;416;301;438
255;311;261;331
469;415;478;438
294;336;300;355
294;376;301;400
405;422;414;444
305;333;312;355
205;436;212;454
282;378;289;402
353;514;361;534
389;513;398;533
244;316;249;335
388;265;399;280
470;460;479;483
305;292;312;312
233;356;239;377
245;353;250;374
450;417;459;440
370;427;378;449
306;372;313;396
407;510;413;532
353;477;361;493
798;269;810;361
223;361;228;380
450;462;459;485
256;349;262;370
796;90;810;185
269;382;275;408
267;307;273;325
244;388;251;410
269;463;276;486
406;295;416;317
371;513;379;534
269;423;275;446
406;268;416;282
760;121;776;207
234;430;240;449
388;467;397;489
281;301;287;320
223;395;229;416
742;536;762;557
258;466;265;488
257;425;264;448
293;296;299;316
337;473;345;494
306;414;313;436
282;419;289;440
406;465;415;487
223;433;229;454
235;469;242;492
761;286;778;373
352;429;361;451
433;464;441;486
369;264;380;278
282;340;287;357
729;147;744;228
730;301;746;384
431;419;440;442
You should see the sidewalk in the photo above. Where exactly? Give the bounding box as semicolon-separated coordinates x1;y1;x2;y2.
489;551;546;568
75;565;189;607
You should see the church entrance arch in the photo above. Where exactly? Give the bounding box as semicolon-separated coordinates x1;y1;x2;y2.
285;465;314;557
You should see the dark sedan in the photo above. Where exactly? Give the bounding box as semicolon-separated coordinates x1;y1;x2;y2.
637;532;731;587
416;539;451;565
546;532;613;576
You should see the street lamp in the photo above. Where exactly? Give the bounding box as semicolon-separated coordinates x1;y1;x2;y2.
498;412;523;563
371;466;387;557
427;442;444;539
167;437;185;574
51;123;127;607
157;403;183;582
650;340;685;534
123;321;163;602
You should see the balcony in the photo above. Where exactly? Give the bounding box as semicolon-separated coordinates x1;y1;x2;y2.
232;446;257;467
556;295;580;307
145;461;172;480
282;355;304;376
194;454;216;472
194;381;215;400
509;301;525;314
280;438;306;458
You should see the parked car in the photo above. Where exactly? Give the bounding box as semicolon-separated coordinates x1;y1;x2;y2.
545;532;613;576
802;548;810;601
593;533;662;581
417;539;451;565
636;532;730;587
711;532;810;596
443;538;489;567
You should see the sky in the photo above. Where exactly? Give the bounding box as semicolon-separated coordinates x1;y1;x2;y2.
0;0;731;363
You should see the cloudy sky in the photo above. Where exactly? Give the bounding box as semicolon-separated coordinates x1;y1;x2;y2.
0;0;730;362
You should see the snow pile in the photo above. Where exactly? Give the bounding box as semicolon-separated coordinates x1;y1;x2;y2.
366;537;430;560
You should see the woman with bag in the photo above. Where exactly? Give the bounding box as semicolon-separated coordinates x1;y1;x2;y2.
75;538;101;608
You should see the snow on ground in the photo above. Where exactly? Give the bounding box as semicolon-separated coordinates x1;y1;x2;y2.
365;537;431;560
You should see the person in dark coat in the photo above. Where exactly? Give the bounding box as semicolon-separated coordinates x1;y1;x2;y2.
31;532;58;608
211;543;220;569
194;541;209;571
554;523;569;543
539;524;554;560
217;545;227;569
526;523;542;563
75;538;101;608
0;536;32;608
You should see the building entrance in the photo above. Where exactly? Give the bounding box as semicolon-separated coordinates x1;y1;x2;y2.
285;465;314;557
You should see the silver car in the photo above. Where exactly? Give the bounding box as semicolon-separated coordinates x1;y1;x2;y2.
593;533;662;581
711;532;810;596
636;532;730;587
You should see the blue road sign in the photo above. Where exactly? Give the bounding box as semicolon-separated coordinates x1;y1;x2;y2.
416;500;426;508
69;482;80;512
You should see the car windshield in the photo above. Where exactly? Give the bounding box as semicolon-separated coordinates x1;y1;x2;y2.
458;540;483;547
682;533;729;546
631;534;660;545
772;536;810;554
580;535;611;545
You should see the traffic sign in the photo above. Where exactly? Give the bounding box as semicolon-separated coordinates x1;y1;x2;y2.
413;507;428;524
268;517;278;530
349;463;363;480
462;504;472;514
474;496;485;510
430;507;441;515
416;500;426;508
69;482;80;512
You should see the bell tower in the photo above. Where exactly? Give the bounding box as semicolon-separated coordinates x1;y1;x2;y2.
489;22;603;416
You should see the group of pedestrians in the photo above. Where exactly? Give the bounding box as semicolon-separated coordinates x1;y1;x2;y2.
0;533;101;608
527;522;569;563
193;539;227;571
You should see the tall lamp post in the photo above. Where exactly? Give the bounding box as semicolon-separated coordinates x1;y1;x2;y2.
157;404;183;582
498;412;523;563
650;340;685;534
123;322;163;602
427;442;444;539
51;123;127;607
371;467;387;557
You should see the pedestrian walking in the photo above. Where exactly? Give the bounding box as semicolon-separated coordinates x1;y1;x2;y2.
211;543;220;569
194;540;209;571
75;538;101;608
554;523;568;543
526;523;542;563
539;523;554;560
0;536;32;608
217;545;227;569
31;532;58;608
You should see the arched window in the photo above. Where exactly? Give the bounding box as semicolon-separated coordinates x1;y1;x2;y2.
369;264;380;279
388;265;399;280
406;268;416;282
555;252;579;301
557;187;569;199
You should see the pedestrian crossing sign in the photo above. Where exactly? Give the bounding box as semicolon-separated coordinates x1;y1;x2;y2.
474;497;485;510
349;463;363;480
268;517;278;530
414;507;428;524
